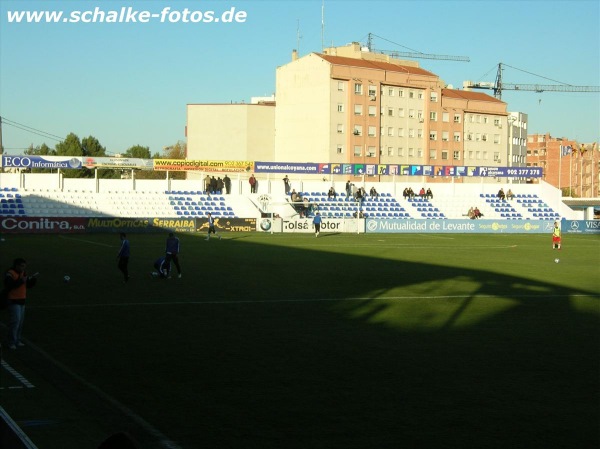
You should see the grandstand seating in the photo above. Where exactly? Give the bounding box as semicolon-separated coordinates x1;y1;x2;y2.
0;184;565;220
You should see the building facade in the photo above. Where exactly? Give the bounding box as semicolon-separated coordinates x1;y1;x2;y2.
187;43;520;183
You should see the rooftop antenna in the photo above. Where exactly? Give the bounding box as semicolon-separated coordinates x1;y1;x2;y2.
321;0;325;51
296;19;302;55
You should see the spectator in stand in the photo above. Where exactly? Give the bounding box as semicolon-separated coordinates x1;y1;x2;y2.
223;174;231;194
497;188;506;200
249;174;257;193
419;187;426;198
407;187;415;199
204;175;211;193
216;177;224;194
473;206;483;219
369;186;378;198
506;189;514;200
345;180;352;198
426;188;433;199
328;186;337;199
283;175;291;195
403;188;409;199
210;176;217;194
467;207;475;219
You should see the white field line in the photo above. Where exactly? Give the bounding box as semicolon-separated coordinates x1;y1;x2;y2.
1;360;35;389
29;293;600;309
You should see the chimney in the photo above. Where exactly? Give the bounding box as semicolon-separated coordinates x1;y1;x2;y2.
292;49;298;61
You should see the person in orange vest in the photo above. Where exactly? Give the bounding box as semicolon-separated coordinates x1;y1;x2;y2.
4;258;38;350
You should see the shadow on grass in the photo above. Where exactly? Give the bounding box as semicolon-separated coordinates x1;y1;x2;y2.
1;234;599;449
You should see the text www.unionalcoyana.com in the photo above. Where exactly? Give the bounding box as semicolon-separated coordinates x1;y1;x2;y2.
6;6;248;24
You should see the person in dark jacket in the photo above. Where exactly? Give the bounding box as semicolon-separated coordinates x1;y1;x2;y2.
4;258;38;350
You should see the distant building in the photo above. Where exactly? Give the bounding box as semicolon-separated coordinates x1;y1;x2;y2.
187;43;525;183
527;133;598;197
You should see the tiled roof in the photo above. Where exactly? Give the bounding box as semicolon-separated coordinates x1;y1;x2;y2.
442;88;505;104
316;53;438;77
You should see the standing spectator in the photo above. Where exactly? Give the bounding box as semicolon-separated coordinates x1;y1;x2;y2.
164;232;182;279
283;175;291;195
249;174;257;193
210;176;218;194
216;177;224;194
552;221;562;250
4;258;38;350
204;175;211;193
223;174;231;194
116;232;130;283
345;180;352;198
313;212;322;237
205;212;222;241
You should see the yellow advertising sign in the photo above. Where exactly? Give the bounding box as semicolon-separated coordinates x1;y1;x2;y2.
154;159;254;172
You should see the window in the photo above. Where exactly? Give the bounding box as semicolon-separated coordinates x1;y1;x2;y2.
429;131;437;141
468;151;473;159
476;151;481;160
453;150;460;160
354;145;362;156
494;134;500;144
353;125;362;136
388;147;394;156
388;127;394;137
441;151;448;160
337;124;344;134
409;90;414;99
409;109;415;118
429;149;437;159
367;146;376;157
418;92;424;99
482;134;487;142
337;145;344;154
475;133;481;142
398;128;404;137
388;88;394;96
337;104;344;113
354;104;363;115
483;117;488;124
368;85;377;96
398;89;404;97
417;148;423;158
493;152;500;162
399;108;405;117
453;132;461;142
337;81;345;91
430;92;438;102
368;126;376;137
417;110;424;120
409;128;415;138
483;151;488;160
430;111;437;121
442;131;449;142
442;112;449;123
354;83;363;94
494;118;501;126
467;133;473;141
454;114;461;123
417;129;423;139
388;108;394;116
368;105;376;116
409;148;415;157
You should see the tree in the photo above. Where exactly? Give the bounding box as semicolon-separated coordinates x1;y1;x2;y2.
81;135;106;157
55;132;83;157
137;141;187;180
124;145;151;159
23;143;56;173
55;133;119;178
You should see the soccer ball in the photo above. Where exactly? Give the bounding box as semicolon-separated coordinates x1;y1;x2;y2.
63;275;71;282
554;258;560;264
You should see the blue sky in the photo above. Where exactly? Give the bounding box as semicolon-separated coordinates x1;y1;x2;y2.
1;0;598;156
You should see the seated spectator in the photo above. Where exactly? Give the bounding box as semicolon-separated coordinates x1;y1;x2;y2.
369;186;378;198
425;188;433;199
402;188;409;199
467;207;475;219
497;188;506;200
506;189;514;200
473;207;483;219
327;186;337;199
355;188;363;202
407;187;415;199
419;187;426;198
290;189;299;202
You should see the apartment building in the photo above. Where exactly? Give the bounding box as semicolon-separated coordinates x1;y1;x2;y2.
187;43;513;182
527;133;598;197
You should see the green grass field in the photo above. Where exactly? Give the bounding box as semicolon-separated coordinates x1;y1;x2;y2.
1;232;599;449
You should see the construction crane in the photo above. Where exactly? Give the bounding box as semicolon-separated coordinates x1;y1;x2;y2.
463;62;600;100
365;33;470;62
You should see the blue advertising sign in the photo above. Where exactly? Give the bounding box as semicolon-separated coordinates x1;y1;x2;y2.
562;220;600;234
366;219;550;234
2;155;82;169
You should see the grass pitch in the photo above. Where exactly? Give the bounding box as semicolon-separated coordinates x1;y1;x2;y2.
1;232;599;449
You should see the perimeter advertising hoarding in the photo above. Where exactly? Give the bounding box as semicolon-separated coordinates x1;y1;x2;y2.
259;217;360;233
153;159;254;172
366;219;550;234
562;220;600;234
0;216;257;234
1;155;83;170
